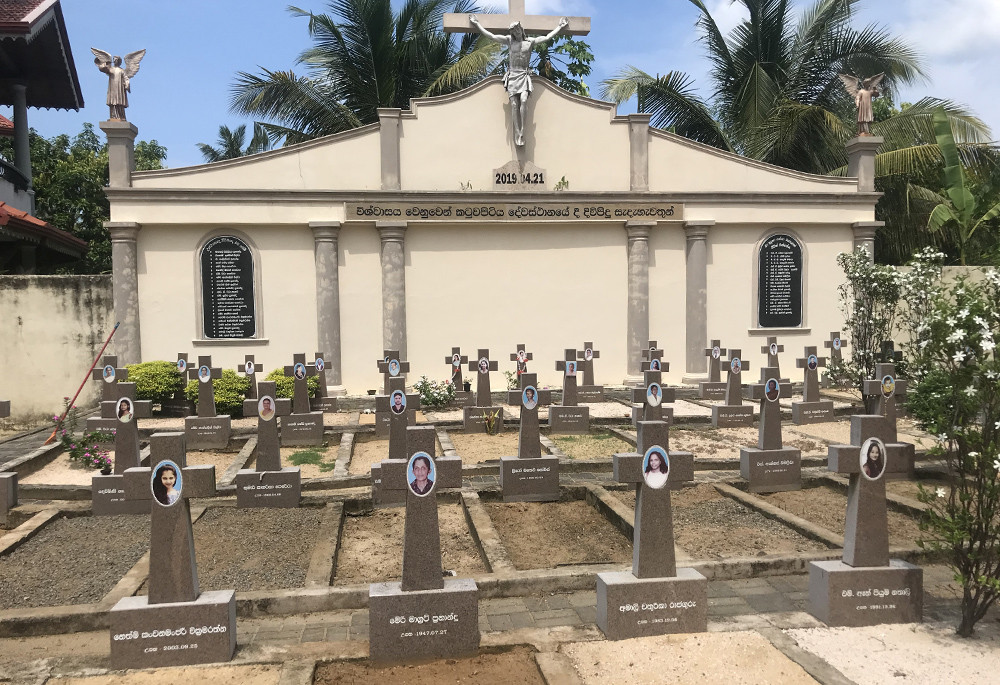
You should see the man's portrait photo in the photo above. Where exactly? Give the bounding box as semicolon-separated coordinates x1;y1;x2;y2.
408;453;435;496
391;390;407;415
646;382;662;408
764;378;780;402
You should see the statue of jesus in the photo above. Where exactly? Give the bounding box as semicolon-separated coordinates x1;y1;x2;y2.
469;15;569;147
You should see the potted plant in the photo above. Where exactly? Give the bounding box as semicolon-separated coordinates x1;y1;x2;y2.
463;377;471;393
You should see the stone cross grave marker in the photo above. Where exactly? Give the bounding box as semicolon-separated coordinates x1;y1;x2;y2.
372;423;462;507
760;336;789;381
598;420;703;639
369;446;476;663
112;432;235;668
809;414;923;626
631;369;675;427
550;348;590;434
824;331;848;369
184;356;232;450
510;343;532;377
239;355;262;399
310;351;339;412
282;354;324;446
377;349;409;394
862;361;913;476
641;341;667;373
93;382;153;516
445;347;472;407
236;380;298;508
86;355;128;434
792;346;836;424
377;377;422;461
463;349;503;433
699;339;728;400
740;368;800;492
576;341;605;402
712;349;753;427
500;372;558;502
159;353;193;417
880;340;903;365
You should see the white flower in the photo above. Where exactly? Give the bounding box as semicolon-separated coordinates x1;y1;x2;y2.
994;459;1000;471
948;330;966;343
959;308;970;318
953;350;967;362
965;387;977;396
946;317;957;327
968;451;980;458
987;371;998;380
982;340;996;353
936;487;946;498
936;433;949;443
920;340;930;349
974;316;987;327
957;288;966;295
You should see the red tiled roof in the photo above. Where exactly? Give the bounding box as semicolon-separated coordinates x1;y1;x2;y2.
0;201;87;253
0;114;12;137
0;0;48;25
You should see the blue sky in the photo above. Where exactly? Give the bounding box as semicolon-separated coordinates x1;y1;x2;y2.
13;0;999;168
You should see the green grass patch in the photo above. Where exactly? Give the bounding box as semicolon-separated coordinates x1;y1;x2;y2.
553;431;619;444
287;446;337;470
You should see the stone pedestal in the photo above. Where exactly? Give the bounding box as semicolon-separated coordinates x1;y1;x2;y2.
792;400;836;424
375;409;417;436
368;578;479;664
453;390;475;408
809;559;922;627
370;460;407;508
698;381;727;400
310;396;339;413
235;468;301;508
549;406;590;434
596;568;708;640
109;590;237;669
183;416;231;450
280;412;324;446
92;474;151;516
0;472;16;519
499;455;560;502
631;405;673;427
577;385;604;403
739;447;802;493
712;404;753;427
85;416;118;435
462;406;504;433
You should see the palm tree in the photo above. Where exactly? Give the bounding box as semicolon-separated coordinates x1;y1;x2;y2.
230;0;493;146
197;124;271;162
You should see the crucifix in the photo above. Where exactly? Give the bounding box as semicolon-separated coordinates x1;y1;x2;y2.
507;372;552;459
376;350;409;394
283;353;318;414
468;349;498;407
242;381;291;472
445;347;469;386
188;356;223;417
576;342;600;385
510;343;532;377
93;355;127;401
740;368;801;493
377;377;422;461
239;355;262;399
863;361;908;442
555;349;582;407
631;369;675;426
760;336;785;377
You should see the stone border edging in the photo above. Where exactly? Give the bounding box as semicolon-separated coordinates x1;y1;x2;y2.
0;442;64;478
332;432;355;477
818;472;928;516
757;627;859;685
713;482;845;548
305;502;343;587
460;490;514;573
218;436;257;488
0;507;63;556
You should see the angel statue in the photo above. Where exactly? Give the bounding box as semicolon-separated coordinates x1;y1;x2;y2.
838;73;884;136
91;48;146;120
468;15;569;147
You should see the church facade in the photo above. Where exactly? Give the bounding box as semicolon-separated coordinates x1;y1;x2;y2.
103;77;879;393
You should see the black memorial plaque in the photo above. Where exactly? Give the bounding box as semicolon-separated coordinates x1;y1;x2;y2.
758;234;802;329
201;236;256;339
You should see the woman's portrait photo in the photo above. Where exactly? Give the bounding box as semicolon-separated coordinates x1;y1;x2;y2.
584;348;593;362
258;396;276;421
479;358;489;374
642;447;670;489
517;349;527;363
245;360;255;375
177;358;187;373
152;460;183;507
860;438;887;481
391;390;407;414
881;375;895;397
388;359;400;377
833;337;842;350
116;397;134;423
315;357;325;372
294;363;306;380
198;365;211;383
712;346;721;360
103;365;115;382
808;355;818;371
452;353;461;367
567;361;577;377
522;385;538;410
764;378;780;402
408;453;435;496
650;359;661;371
646;382;662;407
770;342;778;356
731;358;742;375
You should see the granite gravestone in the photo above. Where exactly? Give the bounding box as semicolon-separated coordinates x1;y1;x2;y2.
550;349;589;434
631;369;675;428
162;354;195;417
463;349;504;433
239;355;261;400
310;352;339;413
93;382;153;516
236;381;299;508
183;356;232;450
822;331;848;388
372;425;462;509
376;351;415;435
510;343;532;378
808;415;923;626
576;341;605;402
862;359;915;478
281;354;324;446
445;347;473;407
739;368;800;492
0;399;15;519
500;372;558;502
598;419;703;639
792;347;836;424
712;350;753;427
699;340;728;400
760;336;790;382
369;451;478;663
377;377;423;462
112;433;235;668
86;355;127;434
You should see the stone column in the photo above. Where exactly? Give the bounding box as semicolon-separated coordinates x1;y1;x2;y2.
846;136;882;193
11;84;31;188
100;121;139;188
107;221;142;365
377;108;402;191
852;221;882;261
378;221;407;359
310;221;345;396
625;221;653;384
628;113;651;192
683;221;713;383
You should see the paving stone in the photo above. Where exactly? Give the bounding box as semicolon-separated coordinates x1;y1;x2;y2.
728;578;772;589
509;612;536;629
568;591;597;607
707;583;739;598
708;603;756;618
301;627;326;643
709;596;751;607
743;592;798;614
732;584;783;596
546;594;572;609
574;606;597;624
350;612;369;626
489;614;513;631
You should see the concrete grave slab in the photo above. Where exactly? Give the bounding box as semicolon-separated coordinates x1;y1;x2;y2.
596;567;708;640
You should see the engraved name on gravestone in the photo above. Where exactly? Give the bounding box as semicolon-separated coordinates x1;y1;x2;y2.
281;354;324;446
463;349;503;434
576;341;605;402
445;347;473;408
550;349;590;434
201;235;256;339
711;350;753;427
740;367;801;493
500;372;558;502
93;382;153;516
792;346;836;424
183;356;232;450
758;234;803;328
699;339;728;400
237;381;299;508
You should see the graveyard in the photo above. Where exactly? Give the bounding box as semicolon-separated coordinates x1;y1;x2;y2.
2;0;1000;683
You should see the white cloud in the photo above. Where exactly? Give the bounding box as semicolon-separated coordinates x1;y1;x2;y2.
891;0;1000;60
525;0;594;15
706;0;749;37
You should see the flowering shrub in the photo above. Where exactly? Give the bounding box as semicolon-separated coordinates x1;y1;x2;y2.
503;370;519;391
906;270;1000;637
53;398;113;471
412;376;456;409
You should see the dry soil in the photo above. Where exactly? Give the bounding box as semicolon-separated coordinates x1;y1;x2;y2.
314;646;544;684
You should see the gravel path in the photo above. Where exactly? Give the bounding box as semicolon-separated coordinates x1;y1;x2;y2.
0;516;148;609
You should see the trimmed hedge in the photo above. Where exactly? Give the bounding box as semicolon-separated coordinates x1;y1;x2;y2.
185;369;250;417
125;361;185;404
264;367;320;399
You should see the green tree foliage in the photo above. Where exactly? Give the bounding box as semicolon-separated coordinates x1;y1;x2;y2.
197;123;271;162
264;367;319;399
184;369;250;417
0;124;166;273
125;361;186;404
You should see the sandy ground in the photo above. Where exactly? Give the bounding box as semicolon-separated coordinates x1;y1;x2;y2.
550;432;633;459
280;439;340;479
323;412;353;426
886;477;952;501
789;620;1000;685
314;646;544;684
20;452;104;485
448;432;523;462
334;502;485;584
48;665;281;685
759;486;923;546
137;417;256;430
669;428;745;459
783;421;852;445
359;410;429;425
486;500;633;570
672;400;714;417
347;434;391;475
186;448;245;484
564;631;819;685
